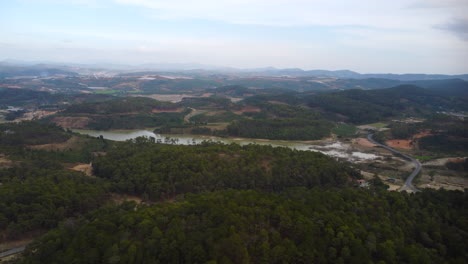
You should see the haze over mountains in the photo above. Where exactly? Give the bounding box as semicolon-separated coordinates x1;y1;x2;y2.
2;61;467;81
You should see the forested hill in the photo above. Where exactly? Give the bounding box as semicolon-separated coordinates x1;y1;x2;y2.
0;88;61;107
0;122;466;263
93;138;360;200
307;85;468;124
49;97;186;130
0;121;70;146
63;97;180;114
21;189;467;264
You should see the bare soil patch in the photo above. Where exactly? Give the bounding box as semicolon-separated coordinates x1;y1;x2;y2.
0;155;15;169
110;193;143;205
360;170;402;191
413;130;432;139
386;130;432;150
51;116;91;129
418;173;467;191
386;139;413;150
354;138;376;147
233;106;261;114
16;110;58;121
69;163;93;176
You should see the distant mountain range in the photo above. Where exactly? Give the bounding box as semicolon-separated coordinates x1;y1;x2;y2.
1;60;467;81
237;68;468;81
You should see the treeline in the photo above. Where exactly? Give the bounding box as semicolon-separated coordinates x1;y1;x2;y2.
186;100;331;140
63;97;179;114
0;121;112;163
0;88;61;107
49;97;187;130
0;121;70;146
382;115;468;155
0;167;107;241
226;118;333;140
84;112;185;130
307;85;468;124
0;121;466;263
93;138;359;200
180;97;233;110
21;188;468;264
0;122;113;241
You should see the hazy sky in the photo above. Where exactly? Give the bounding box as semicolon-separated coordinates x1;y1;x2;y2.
1;0;467;73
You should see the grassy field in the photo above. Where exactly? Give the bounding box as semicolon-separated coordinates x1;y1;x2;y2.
332;123;357;137
95;90;140;95
368;122;388;128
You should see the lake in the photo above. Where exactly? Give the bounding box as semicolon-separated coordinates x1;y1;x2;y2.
72;129;380;162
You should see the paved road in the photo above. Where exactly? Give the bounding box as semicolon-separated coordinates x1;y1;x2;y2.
367;134;421;192
0;246;26;258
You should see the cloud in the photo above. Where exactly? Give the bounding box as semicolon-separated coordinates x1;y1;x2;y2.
407;0;468;9
435;19;468;41
112;0;444;29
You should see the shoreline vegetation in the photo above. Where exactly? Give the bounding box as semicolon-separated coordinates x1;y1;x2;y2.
1;76;467;263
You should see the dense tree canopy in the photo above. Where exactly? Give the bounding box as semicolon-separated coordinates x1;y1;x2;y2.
0;167;107;241
93;139;359;200
21;188;468;264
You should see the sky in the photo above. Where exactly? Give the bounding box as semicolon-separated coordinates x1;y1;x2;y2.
1;0;467;74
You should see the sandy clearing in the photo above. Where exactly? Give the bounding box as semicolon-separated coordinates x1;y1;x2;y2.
70;163;93;176
360;170;402;191
0;155;15;169
16;110;58;121
110;193;143;205
354;138;376;147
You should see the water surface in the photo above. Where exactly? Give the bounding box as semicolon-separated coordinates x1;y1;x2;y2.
73;129;379;162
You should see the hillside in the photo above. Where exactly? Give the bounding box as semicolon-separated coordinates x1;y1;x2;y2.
20;189;468;264
0;64;79;78
0;121;466;264
307;85;468;124
0;88;61;107
50;97;187;130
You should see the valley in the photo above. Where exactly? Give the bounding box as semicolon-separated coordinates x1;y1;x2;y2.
1;66;467;263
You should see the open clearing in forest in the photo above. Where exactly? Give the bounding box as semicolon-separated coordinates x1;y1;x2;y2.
28;136;81;151
0;154;14;169
69;163;93;176
110;193;143;205
353;138;376;147
233;106;261;114
369;122;388;128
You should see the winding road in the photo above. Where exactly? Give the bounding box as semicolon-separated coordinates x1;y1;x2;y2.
367;134;421;192
0;246;26;259
184;107;206;123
